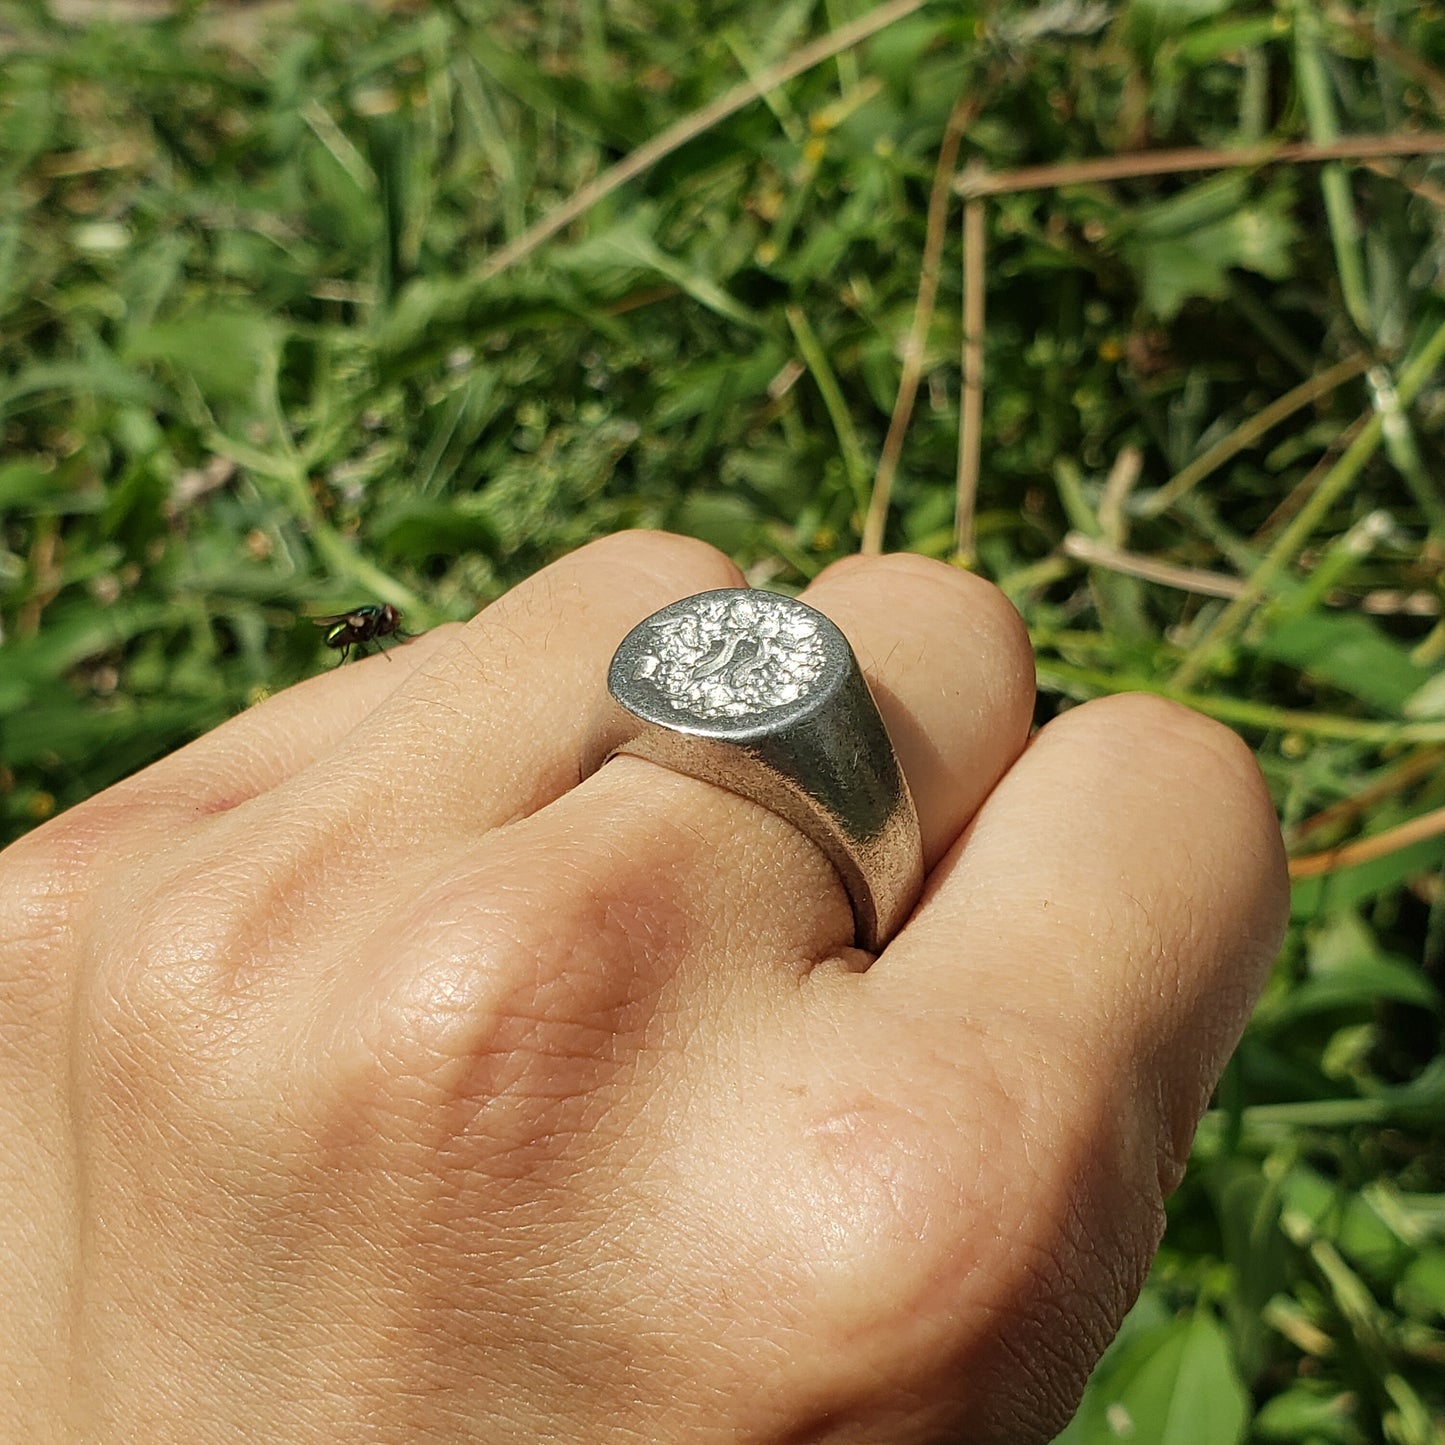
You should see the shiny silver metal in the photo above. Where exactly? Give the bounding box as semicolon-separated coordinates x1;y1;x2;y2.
602;588;923;953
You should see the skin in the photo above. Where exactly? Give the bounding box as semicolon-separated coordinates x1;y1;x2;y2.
0;532;1289;1443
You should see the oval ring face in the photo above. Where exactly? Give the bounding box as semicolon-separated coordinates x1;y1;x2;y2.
619;591;832;723
604;586;923;952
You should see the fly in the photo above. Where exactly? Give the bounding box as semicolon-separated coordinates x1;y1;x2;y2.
313;604;408;664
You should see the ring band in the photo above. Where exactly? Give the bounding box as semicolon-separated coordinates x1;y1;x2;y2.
602;588;923;953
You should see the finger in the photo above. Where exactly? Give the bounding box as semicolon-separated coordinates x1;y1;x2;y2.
802;553;1036;869
111;626;464;819
309;532;746;833
849;694;1288;1434
512;554;1036;969
868;693;1287;1161
16;623;465;941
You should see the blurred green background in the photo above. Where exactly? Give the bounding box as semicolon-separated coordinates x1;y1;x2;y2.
2;0;1444;1437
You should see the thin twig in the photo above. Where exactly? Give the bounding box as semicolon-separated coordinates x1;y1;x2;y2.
1289;803;1445;880
1059;534;1441;615
1288;747;1445;847
1327;4;1445;112
954;133;1445;199
1060;534;1247;598
1251;411;1370;545
1362;158;1445;211
1037;660;1445;744
1098;446;1143;546
477;0;928;282
1171;314;1445;690
1139;356;1371;519
862;94;974;554
954;196;987;563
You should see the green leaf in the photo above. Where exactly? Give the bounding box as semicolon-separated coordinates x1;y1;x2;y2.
1059;1308;1249;1443
1263;911;1442;1021
1254;1385;1363;1442
1122;177;1299;320
373;497;501;561
1402;669;1445;720
1176;16;1282;63
0;354;164;420
1129;0;1235;27
1397;1249;1445;1322
125;308;283;410
671;493;758;554
1252;611;1432;714
0;460;60;511
1203;1158;1290;1379
865;14;948;91
1281;1164;1418;1284
576;219;762;329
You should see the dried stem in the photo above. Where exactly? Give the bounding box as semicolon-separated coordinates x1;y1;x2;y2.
1289;803;1445;879
954;133;1445;199
478;0;928;282
862;94;974;555
1060;534;1246;599
1098;446;1143;546
954;196;987;563
1139;356;1371;519
1288;747;1445;847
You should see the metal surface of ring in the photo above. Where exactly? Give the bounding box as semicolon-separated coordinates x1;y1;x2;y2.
604;588;924;953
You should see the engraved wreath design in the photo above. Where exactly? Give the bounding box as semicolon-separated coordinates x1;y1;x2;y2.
630;593;826;719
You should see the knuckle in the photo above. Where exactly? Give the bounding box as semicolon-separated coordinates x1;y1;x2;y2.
87;871;254;1072
902;554;1029;635
0;789;195;950
80;822;312;1109
821;553;1034;672
828;551;1015;607
1066;691;1261;787
346;868;641;1121
0;804;129;1017
782;1026;1156;1440
568;528;744;590
1049;694;1285;885
803;1095;964;1252
0;826;78;956
1057;691;1288;909
366;910;538;1095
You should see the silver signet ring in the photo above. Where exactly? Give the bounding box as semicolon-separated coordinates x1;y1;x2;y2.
603;588;924;954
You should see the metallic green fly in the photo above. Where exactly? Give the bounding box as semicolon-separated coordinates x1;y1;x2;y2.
313;604;408;663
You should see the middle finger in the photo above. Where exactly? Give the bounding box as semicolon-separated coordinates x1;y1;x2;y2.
503;553;1037;971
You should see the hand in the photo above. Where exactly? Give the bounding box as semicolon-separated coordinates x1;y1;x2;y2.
0;532;1288;1443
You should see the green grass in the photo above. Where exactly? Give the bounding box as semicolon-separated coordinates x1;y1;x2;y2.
2;0;1445;1437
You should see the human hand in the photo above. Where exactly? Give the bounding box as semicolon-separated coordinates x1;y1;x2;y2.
1;532;1288;1443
